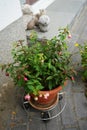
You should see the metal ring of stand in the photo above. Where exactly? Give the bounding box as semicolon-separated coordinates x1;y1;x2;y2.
23;92;66;121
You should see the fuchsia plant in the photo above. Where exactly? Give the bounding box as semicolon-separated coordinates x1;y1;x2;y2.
1;27;76;101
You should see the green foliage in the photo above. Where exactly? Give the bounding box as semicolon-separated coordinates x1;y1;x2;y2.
1;27;76;95
77;43;87;81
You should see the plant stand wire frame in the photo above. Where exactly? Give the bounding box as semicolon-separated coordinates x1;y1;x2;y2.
22;92;67;121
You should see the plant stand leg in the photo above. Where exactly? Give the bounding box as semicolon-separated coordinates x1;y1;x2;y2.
23;99;30;109
59;94;63;100
41;111;51;121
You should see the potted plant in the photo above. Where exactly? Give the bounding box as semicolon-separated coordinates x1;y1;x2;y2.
1;27;76;108
75;42;87;97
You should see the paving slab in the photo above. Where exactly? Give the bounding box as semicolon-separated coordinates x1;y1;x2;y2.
73;93;87;119
60;82;79;128
64;128;79;130
78;120;87;130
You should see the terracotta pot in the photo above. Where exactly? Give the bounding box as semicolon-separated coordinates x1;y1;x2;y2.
30;81;67;110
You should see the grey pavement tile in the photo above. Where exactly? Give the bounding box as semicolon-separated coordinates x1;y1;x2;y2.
28;113;62;130
60;89;77;126
16;105;28;117
80;26;87;40
8;116;28;130
73;93;87;119
7;105;28;130
78;120;87;130
72;76;85;92
43;103;62;130
64;128;79;130
29;118;47;130
70;2;87;41
45;117;62;130
60;99;77;126
9;125;27;130
61;80;72;93
47;0;86;13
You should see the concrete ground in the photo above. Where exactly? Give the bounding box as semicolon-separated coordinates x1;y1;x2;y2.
25;0;86;38
0;0;87;130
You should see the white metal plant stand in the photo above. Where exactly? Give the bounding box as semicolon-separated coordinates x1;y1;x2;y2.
23;92;67;121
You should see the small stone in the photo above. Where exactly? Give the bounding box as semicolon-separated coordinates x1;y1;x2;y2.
2;83;8;87
29;119;32;122
0;93;2;98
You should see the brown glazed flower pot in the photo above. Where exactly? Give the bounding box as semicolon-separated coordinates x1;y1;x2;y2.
29;81;67;110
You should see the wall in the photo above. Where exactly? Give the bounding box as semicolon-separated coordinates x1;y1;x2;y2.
0;0;22;31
